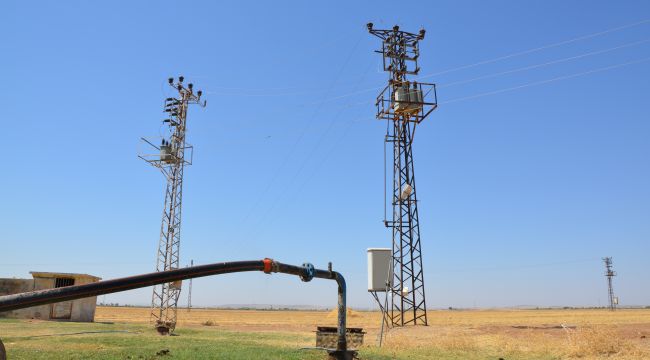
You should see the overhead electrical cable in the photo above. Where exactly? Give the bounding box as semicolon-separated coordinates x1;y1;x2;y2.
440;56;650;105
308;18;650;105
438;38;650;89
246;63;375;240
239;31;365;225
335;40;650;110
416;18;650;80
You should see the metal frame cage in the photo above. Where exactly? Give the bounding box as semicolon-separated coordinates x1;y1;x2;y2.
138;136;194;168
375;81;438;124
379;39;421;75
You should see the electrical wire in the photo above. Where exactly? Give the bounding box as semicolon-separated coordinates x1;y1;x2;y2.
308;18;650;105
242;28;650;237
239;31;365;226
168;19;650;103
431;258;601;275
334;39;650;110
245;62;374;240
440;56;650;105
416;18;650;80
238;41;650;240
438;38;650;89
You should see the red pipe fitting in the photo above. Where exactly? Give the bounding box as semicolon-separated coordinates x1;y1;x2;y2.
263;258;274;274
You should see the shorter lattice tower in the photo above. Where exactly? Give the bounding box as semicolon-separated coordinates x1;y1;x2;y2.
139;76;206;334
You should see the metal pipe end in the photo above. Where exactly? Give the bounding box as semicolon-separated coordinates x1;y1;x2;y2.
327;349;357;360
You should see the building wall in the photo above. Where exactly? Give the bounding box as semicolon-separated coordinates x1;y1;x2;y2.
65;277;98;322
0;278;32;295
0;278;50;320
0;276;98;322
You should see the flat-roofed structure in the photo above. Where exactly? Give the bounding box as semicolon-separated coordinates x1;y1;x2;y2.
0;271;101;322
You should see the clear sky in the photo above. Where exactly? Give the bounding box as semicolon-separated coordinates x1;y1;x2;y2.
2;1;649;310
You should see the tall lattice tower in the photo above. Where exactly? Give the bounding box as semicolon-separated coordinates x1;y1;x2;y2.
368;24;438;326
139;76;206;334
603;257;617;311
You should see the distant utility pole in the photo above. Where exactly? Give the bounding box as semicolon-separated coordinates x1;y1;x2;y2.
603;257;617;311
368;23;438;327
140;76;206;334
187;259;193;312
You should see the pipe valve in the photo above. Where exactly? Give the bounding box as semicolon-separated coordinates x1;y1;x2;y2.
300;262;315;282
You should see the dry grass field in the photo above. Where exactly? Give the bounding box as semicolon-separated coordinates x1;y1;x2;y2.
2;306;649;359
96;306;650;359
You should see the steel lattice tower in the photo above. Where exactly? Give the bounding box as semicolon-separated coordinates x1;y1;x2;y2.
368;24;438;327
603;257;617;311
139;76;205;334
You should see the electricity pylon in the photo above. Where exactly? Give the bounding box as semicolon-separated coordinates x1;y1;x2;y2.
368;24;438;327
139;76;206;334
603;257;617;311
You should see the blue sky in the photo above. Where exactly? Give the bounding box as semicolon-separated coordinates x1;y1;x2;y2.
1;1;649;309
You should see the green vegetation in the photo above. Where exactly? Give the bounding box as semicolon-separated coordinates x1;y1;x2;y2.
0;320;322;360
0;319;587;360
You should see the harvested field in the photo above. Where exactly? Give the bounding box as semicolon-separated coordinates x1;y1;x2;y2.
0;307;650;359
91;306;650;359
3;307;648;359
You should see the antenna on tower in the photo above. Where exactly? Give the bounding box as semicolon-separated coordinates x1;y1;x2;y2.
138;76;206;335
367;23;438;329
603;257;618;311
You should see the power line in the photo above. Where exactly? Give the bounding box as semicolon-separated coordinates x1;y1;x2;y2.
432;258;601;275
243;43;650;234
338;38;650;109
241;25;650;244
440;56;650;105
180;19;650;103
239;32;365;226
416;18;650;80
437;38;650;89
244;62;370;242
309;18;650;105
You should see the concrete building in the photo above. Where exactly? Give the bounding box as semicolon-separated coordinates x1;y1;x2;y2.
0;272;101;322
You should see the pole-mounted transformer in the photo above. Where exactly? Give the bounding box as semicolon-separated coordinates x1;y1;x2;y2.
367;23;438;328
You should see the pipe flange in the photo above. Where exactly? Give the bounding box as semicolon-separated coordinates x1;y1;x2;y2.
300;262;315;282
263;258;280;274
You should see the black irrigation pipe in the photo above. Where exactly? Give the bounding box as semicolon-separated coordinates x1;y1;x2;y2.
0;258;355;360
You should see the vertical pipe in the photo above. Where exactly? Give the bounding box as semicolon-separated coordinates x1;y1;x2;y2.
334;272;347;352
271;262;349;354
